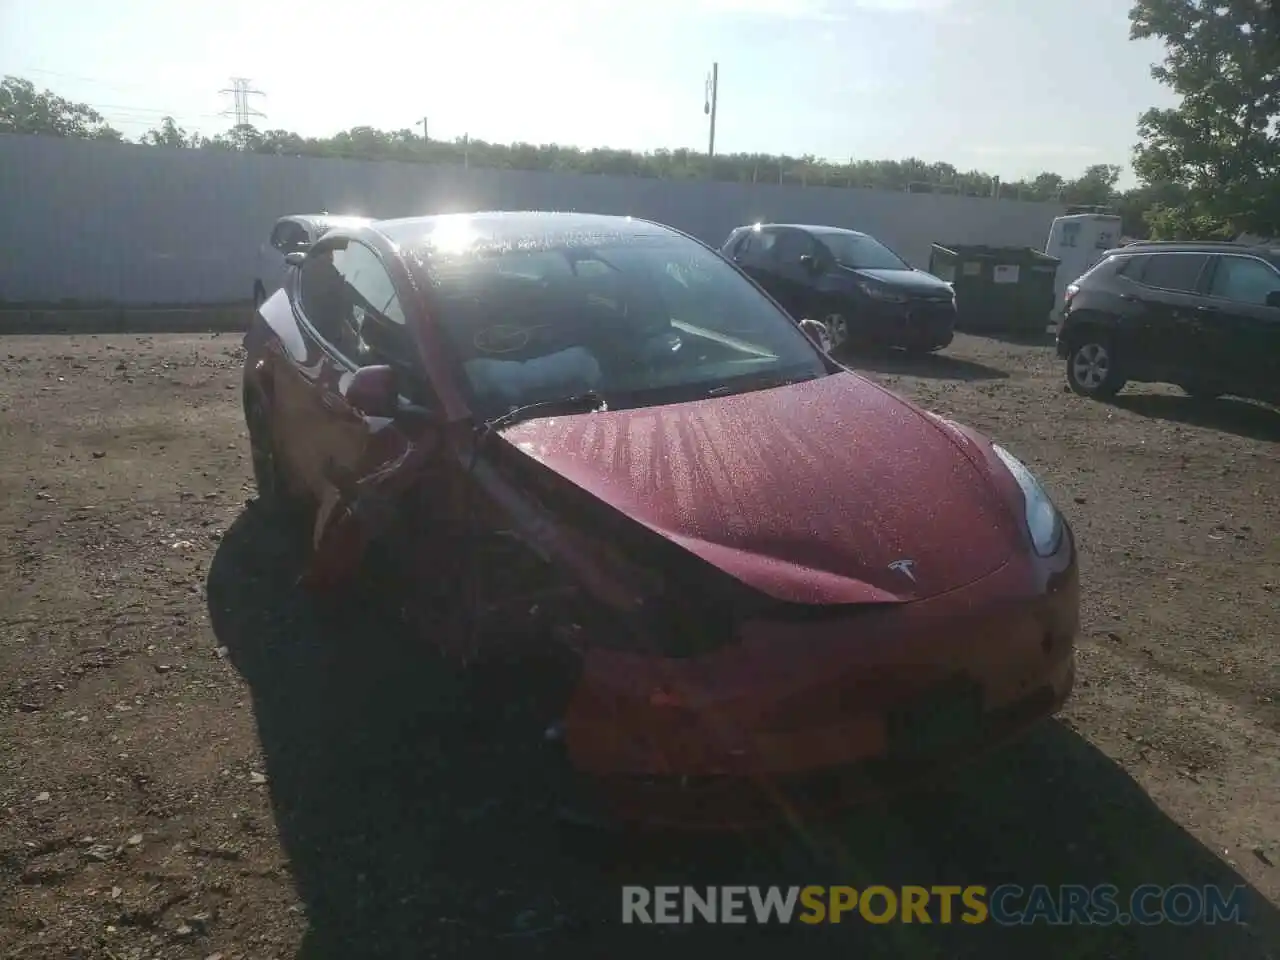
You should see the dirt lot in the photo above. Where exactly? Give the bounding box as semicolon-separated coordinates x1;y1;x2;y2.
1;331;1277;959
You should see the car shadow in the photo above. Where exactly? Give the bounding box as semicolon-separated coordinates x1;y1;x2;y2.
960;325;1057;347
207;507;1280;960
1112;393;1280;443
840;345;1009;382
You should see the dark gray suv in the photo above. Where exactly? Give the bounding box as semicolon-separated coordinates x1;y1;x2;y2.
1056;240;1280;404
721;224;957;354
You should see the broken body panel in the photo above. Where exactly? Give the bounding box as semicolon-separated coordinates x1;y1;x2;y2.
240;212;1080;827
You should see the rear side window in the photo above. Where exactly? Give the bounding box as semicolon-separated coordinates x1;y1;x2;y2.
772;230;817;264
1114;254;1148;277
1207;255;1280;306
747;229;778;258
270;220;308;251
1138;253;1208;292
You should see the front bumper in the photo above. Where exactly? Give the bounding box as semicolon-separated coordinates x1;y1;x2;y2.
864;298;957;350
559;547;1079;828
561;658;1073;830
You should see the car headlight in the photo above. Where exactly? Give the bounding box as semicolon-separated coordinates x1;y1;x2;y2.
857;280;908;303
992;444;1063;557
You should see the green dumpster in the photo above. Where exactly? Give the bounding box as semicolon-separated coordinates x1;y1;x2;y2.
928;243;1061;334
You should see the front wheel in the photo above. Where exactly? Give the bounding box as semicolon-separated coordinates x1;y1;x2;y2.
1066;337;1127;399
821;312;852;351
244;391;312;544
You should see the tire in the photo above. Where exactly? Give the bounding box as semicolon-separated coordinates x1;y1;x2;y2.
1065;335;1127;399
820;311;850;351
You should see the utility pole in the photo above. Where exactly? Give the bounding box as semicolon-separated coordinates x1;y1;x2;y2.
418;117;429;141
704;62;719;161
218;77;266;129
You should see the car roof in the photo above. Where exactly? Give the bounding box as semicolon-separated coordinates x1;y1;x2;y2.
750;223;871;239
283;214;373;230
1107;240;1280;265
371;211;681;254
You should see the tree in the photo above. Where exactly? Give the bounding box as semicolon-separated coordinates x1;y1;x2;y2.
140;116;198;148
1130;0;1280;237
0;76;122;140
1061;164;1122;206
206;123;265;152
2;72;1143;213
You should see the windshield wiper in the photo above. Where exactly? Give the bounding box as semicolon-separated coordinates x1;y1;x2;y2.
477;390;608;441
703;372;822;398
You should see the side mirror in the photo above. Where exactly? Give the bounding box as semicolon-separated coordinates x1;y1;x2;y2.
341;364;398;418
284;251;307;267
799;253;819;273
798;317;831;352
1266;290;1280;309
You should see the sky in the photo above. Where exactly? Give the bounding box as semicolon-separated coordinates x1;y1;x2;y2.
0;0;1177;188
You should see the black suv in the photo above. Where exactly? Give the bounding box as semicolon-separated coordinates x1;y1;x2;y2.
721;223;957;353
1057;240;1280;404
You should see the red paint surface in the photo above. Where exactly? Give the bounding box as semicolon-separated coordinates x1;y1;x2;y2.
503;370;1020;604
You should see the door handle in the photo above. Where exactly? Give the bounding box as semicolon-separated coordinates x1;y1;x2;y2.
1119;293;1137;301
1195;304;1218;312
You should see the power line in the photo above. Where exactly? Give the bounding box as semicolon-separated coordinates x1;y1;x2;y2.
83;102;225;120
218;77;266;127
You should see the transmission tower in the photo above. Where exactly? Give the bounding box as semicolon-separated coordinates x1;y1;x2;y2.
219;77;266;127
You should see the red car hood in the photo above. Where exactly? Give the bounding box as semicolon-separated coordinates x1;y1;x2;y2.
501;371;1018;605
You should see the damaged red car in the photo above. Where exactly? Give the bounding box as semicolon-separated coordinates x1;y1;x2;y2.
241;211;1079;828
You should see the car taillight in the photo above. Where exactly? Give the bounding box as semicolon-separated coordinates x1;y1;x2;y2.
1064;283;1080;305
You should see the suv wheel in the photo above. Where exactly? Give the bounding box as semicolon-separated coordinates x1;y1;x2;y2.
1066;337;1127;399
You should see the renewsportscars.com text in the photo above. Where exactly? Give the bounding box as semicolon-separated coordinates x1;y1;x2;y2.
621;884;1248;926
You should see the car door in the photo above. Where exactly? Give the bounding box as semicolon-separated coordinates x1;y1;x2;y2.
732;228;784;303
299;240;450;585
1122;251;1211;381
1197;253;1280;397
767;228;823;319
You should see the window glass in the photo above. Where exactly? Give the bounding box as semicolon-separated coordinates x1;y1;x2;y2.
339;243;405;326
1208;256;1280;306
271;221;305;250
1115;254;1147;277
772;230;816;264
298;244;353;346
1140;253;1207;292
751;229;777;257
815;232;910;270
426;235;827;417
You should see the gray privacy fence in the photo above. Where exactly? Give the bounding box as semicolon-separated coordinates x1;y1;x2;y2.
0;134;1065;306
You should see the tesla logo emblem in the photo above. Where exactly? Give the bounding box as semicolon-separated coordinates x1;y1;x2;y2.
888;559;917;582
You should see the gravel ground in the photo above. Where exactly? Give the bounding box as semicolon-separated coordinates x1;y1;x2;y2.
1;331;1277;959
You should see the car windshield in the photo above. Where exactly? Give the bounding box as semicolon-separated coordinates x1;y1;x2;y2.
423;235;828;418
817;232;910;271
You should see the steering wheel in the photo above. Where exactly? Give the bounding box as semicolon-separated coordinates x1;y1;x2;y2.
473;323;553;356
